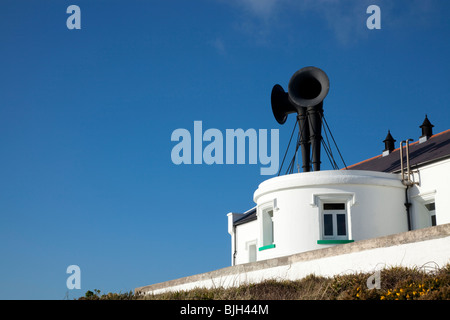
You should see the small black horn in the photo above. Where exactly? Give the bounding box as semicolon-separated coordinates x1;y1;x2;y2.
271;84;296;125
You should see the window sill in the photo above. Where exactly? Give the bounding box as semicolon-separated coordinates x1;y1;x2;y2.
259;244;276;251
317;240;354;245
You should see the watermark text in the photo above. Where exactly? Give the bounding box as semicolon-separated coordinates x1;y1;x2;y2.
171;121;279;175
66;265;81;290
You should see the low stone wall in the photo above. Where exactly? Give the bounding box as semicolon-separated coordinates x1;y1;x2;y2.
135;224;450;295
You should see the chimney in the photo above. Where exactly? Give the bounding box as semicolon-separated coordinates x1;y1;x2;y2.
382;130;396;156
419;115;434;143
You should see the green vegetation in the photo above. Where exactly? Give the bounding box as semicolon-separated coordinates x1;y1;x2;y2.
78;263;450;300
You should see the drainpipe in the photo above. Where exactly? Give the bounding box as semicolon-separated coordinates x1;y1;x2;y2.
232;225;237;266
227;213;238;266
400;139;418;231
404;187;412;231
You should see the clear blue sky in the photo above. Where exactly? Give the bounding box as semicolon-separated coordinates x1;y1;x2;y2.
1;0;449;299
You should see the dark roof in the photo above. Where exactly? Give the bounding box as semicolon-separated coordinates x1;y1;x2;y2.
233;208;257;226
346;129;450;173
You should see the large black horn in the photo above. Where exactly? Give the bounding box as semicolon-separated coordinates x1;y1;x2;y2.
287;66;329;109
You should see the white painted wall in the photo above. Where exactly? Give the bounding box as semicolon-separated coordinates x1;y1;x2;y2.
410;158;450;228
234;220;258;265
232;170;409;264
138;226;450;295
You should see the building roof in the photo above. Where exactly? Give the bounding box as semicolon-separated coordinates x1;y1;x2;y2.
233;207;256;226
346;129;450;173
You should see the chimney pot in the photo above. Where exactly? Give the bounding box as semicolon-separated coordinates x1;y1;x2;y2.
419;115;434;143
382;130;396;156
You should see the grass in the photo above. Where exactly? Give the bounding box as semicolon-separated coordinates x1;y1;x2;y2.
77;263;450;300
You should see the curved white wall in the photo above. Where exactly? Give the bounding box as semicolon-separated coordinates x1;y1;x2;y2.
250;170;408;262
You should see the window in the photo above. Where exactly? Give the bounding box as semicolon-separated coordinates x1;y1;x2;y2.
258;205;275;251
248;244;257;262
425;202;436;227
322;203;348;239
312;193;355;245
262;209;274;246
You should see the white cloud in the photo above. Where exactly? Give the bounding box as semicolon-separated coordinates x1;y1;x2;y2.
211;37;226;55
238;0;278;20
220;0;367;45
218;0;441;46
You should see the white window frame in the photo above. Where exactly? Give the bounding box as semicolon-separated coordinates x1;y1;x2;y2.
321;203;348;240
424;202;436;227
257;200;275;250
311;193;356;241
246;240;257;263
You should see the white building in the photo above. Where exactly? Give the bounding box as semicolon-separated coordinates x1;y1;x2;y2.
135;117;450;296
228;117;450;266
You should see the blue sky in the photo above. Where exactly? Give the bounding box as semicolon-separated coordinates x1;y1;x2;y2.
1;0;449;299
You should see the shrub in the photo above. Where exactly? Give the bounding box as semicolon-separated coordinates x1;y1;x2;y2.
77;263;450;300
